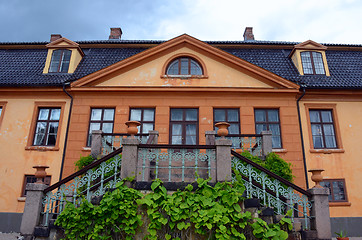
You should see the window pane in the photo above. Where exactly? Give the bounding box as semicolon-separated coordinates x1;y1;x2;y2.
309;111;320;122
0;108;2;116
103;109;114;121
268;110;279;122
190;60;202;75
323;124;335;135
167;61;179;75
172;136;182;144
301;52;313;74
142;123;154;133
33;133;45;146
102;123;113;133
49;50;61;72
269;124;280;136
171;109;183;121
312;52;325;74
321;111;332;123
272;136;282;149
333;181;346;201
229;123;239;134
214;109;226;122
180;58;188;75
311;124;323;136
89;123;101;133
47;134;57;146
35;122;47;134
143;109;155;121
186;124;196;135
312;136;324;148
185;109;197;121
130;109;142;121
255;110;266;122
256;124;267;134
172;124;182;135
228;109;239;122
48;122;58;134
91;109;102;121
325;136;337;148
38;109;49;120
50;109;61;120
186;136;196;145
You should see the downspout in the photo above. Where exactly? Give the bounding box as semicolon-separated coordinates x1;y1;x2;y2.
59;82;73;181
296;86;309;189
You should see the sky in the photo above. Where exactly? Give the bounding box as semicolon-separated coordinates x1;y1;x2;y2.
0;0;361;44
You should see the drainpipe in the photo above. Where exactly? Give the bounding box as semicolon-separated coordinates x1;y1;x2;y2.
296;85;309;189
59;82;73;181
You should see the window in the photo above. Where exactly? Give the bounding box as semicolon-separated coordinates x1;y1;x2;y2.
49;49;71;73
166;57;202;76
170;108;198;145
87;108;115;146
33;108;61;146
129;108;155;134
320;179;347;202
21;175;51;197
255;109;282;148
301;51;325;75
309;110;337;149
214;109;240;134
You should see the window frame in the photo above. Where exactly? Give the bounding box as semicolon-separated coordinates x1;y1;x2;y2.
305;104;343;153
87;108;115;147
166;57;203;76
254;108;282;149
169;108;199;145
213;108;241;135
129;108;156;135
32;107;62;146
26;102;66;151
48;49;72;73
162;54;208;79
21;175;51;197
300;51;325;75
320;179;348;202
0;101;7;129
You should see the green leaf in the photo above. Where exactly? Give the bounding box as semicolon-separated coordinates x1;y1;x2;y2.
165;234;171;240
177;221;186;230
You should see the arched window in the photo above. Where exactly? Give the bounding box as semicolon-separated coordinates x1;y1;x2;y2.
166;57;203;76
49;49;72;73
301;51;325;75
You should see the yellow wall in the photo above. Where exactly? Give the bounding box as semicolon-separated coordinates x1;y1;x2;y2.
0;92;70;212
300;99;362;217
98;47;273;88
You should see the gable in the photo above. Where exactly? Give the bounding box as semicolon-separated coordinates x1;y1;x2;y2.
72;34;299;90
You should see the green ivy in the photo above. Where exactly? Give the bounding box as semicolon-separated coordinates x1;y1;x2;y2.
56;175;293;240
75;155;95;171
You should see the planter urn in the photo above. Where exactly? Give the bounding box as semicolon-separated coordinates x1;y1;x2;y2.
308;169;324;188
215;122;230;138
33;165;49;184
125;121;141;138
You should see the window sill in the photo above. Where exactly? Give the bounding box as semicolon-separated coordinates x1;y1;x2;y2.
310;149;345;154
25;146;60;151
161;74;208;79
272;149;287;153
82;147;91;151
329;202;351;207
17;197;26;202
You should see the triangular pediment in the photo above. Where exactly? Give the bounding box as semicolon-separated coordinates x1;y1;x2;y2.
71;34;299;90
46;37;79;48
289;40;327;57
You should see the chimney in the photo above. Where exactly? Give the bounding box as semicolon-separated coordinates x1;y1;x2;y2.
109;27;122;40
243;27;254;41
50;34;62;42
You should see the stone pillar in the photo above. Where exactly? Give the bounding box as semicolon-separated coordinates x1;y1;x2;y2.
215;138;232;182
121;138;139;179
307;187;332;239
205;130;216;145
91;130;103;159
20;183;48;237
147;130;159;144
261;130;272;157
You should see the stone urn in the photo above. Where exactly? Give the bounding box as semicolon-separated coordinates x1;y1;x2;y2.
215;122;230;138
33;165;49;184
308;169;324;188
125;121;141;138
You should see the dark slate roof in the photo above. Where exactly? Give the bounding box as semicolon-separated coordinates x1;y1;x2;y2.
0;39;361;89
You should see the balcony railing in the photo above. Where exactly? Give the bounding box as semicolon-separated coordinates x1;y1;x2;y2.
101;133;149;155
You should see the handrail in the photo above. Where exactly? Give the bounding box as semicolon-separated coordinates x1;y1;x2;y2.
44;147;123;193
231;150;311;197
102;133;149;137
139;144;216;149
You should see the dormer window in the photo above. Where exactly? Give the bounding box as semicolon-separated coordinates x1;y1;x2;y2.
166;57;203;76
49;49;72;73
301;51;325;75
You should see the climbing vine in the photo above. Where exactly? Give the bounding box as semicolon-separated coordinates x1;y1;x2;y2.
56;175;293;240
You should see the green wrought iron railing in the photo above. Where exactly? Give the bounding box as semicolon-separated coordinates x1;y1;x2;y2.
41;148;123;226
231;150;313;229
216;134;263;155
137;144;216;182
102;133;149;155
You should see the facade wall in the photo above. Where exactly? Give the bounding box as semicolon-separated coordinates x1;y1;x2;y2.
0;91;70;213
63;90;307;188
300;97;362;217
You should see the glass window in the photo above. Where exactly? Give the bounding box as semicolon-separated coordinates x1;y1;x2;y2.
33;108;61;146
213;109;240;135
22;175;51;197
129;108;155;134
254;109;282;148
309;110;337;149
87;108;115;146
49;49;72;73
301;51;325;75
166;57;202;76
0;107;2;117
320;179;347;202
170;108;198;145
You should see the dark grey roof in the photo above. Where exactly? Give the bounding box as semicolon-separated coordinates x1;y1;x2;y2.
0;39;361;88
